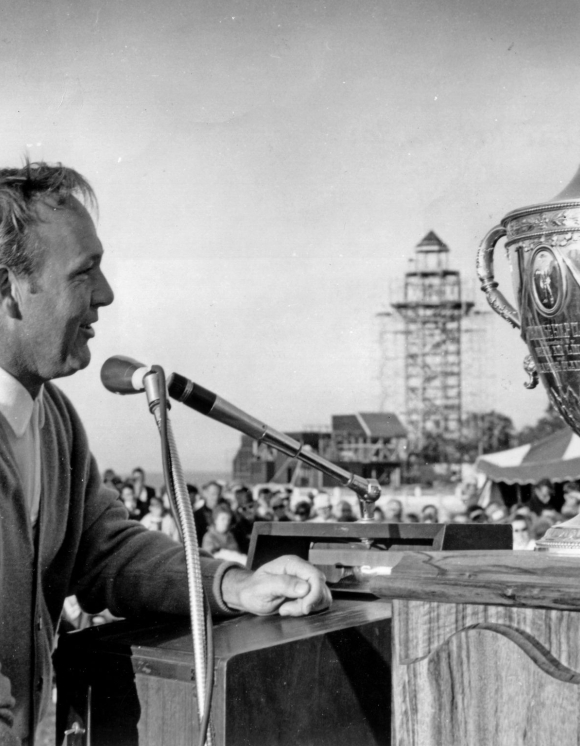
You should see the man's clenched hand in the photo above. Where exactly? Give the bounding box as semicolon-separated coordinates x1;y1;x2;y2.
221;555;331;617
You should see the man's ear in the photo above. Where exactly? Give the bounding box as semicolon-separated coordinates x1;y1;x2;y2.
0;266;23;320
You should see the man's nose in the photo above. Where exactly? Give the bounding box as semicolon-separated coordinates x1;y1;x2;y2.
94;267;115;307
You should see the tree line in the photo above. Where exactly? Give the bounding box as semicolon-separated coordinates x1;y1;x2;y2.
419;404;566;464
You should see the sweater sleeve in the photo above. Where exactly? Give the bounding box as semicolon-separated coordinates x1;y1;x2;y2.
0;665;19;746
71;454;240;618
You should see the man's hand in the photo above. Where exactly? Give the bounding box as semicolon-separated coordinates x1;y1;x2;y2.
220;555;332;617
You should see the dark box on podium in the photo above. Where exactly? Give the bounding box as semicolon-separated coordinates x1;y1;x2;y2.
56;599;392;746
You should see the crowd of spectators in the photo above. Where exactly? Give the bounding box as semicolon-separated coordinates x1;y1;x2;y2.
376;477;580;551
102;467;579;563
99;469;371;563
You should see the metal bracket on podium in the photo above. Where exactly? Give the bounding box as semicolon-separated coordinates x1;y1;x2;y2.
247;522;513;595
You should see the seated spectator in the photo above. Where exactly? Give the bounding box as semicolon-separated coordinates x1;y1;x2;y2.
459;477;480;510
335;500;357;522
202;480;226;508
511;513;535;550
294;500;312;522
120;482;142;520
231;486;258;554
485;503;508;523
132;466;156;516
271;494;293;522
406;512;420;523
256;487;274;520
309;492;336;523
528;478;558;516
140;496;180;543
562;482;580;519
421;505;439;524
466;505;488;524
384;499;403;522
202;504;245;563
103;468;122;495
373;506;386;522
539;507;562;524
533;516;555;543
187;483;210;545
197;479;228;529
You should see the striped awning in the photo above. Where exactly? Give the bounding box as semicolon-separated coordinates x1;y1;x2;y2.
476;427;580;485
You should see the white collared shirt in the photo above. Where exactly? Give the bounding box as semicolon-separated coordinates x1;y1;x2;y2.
0;367;45;528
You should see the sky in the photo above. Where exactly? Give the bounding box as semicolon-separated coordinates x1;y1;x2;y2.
2;0;580;474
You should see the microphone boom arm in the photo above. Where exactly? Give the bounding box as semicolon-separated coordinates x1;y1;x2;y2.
167;372;382;519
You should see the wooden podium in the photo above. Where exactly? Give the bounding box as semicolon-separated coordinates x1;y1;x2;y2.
371;550;580;746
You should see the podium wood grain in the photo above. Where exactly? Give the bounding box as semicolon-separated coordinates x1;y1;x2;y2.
372;551;580;746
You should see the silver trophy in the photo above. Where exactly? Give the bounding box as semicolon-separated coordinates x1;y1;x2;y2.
477;165;580;553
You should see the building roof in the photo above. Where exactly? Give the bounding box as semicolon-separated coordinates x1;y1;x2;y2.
416;230;449;252
332;412;407;439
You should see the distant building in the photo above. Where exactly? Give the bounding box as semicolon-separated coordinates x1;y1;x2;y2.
232;412;407;488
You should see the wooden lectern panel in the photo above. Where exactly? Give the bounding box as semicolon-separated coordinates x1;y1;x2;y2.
370;551;580;746
393;616;580;746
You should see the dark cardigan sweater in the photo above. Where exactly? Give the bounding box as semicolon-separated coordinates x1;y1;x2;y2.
0;383;234;744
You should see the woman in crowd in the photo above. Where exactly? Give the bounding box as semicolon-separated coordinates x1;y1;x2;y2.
201;503;245;562
120;481;142;521
140;496;181;543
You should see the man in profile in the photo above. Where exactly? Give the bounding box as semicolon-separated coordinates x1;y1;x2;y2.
0;162;331;745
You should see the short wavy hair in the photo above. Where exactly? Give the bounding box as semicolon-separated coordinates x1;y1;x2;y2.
0;160;96;277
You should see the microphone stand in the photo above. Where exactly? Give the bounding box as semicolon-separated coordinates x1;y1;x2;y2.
142;367;214;746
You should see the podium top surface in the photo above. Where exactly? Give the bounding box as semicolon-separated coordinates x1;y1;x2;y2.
61;597;392;667
370;550;580;610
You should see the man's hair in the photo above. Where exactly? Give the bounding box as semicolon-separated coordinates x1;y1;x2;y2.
0;160;96;277
212;503;233;522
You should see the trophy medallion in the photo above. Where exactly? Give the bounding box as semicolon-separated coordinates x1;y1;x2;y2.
477;165;580;554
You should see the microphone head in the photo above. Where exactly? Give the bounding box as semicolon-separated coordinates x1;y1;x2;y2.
101;355;150;395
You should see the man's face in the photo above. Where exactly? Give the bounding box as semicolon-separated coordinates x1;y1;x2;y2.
214;511;231;534
204;484;222;509
385;500;402;521
512;519;530;547
9;197;113;388
121;487;136;509
238;500;257;520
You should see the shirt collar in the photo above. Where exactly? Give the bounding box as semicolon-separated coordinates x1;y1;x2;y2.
0;367;45;437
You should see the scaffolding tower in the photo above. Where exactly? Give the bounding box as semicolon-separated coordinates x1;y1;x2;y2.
378;232;474;454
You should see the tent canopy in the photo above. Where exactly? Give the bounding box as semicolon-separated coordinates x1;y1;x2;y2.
476;427;580;485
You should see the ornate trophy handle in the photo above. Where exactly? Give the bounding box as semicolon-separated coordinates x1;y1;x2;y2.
476;225;521;329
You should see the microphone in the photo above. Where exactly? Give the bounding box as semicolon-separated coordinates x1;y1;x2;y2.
167;372;267;440
166;372;380;506
100;357;381;509
100;355;151;395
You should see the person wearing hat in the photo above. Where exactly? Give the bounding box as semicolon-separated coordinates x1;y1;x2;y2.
309;492;336;523
271;493;292;522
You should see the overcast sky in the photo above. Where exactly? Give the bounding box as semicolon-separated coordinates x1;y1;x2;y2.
2;0;580;473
